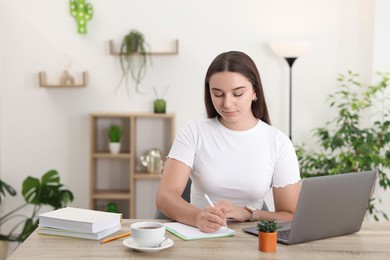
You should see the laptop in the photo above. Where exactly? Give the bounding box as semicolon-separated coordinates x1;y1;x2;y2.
243;170;377;244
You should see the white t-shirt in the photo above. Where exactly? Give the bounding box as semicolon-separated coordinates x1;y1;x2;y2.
167;117;300;210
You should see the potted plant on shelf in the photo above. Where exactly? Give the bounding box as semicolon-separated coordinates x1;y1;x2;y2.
105;202;120;213
257;219;279;252
0;169;73;257
153;85;170;113
117;29;151;96
108;125;122;154
295;71;390;221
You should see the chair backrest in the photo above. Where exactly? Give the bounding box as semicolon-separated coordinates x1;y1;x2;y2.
155;178;192;219
155;179;268;219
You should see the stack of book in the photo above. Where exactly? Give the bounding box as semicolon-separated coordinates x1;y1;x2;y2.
37;207;122;240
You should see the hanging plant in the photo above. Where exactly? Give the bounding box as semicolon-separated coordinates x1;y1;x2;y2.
117;30;152;96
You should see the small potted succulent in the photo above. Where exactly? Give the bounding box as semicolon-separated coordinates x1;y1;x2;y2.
257;219;280;252
108;125;122;154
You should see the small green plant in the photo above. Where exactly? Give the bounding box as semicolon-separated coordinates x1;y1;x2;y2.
257;219;279;233
0;170;74;242
153;85;170;113
117;29;151;96
105;202;120;213
296;71;390;221
108;125;122;143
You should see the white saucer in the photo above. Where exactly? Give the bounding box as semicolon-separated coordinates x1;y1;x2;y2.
123;237;174;253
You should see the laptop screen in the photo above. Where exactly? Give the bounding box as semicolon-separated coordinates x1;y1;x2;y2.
242;171;376;245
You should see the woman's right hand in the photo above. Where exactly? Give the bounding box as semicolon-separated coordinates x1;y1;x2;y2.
197;205;227;232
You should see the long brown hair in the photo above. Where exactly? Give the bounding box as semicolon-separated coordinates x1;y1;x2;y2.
204;51;271;124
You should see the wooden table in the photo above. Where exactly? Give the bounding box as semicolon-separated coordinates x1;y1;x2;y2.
8;220;390;259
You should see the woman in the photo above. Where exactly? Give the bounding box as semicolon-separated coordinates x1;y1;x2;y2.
156;51;300;233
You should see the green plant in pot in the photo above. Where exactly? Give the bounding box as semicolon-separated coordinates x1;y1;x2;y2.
108;125;122;154
153;85;170;113
296;71;390;221
117;29;151;96
257;219;280;252
105;202;120;213
0;169;74;242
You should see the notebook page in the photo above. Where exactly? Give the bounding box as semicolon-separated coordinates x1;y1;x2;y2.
165;222;235;240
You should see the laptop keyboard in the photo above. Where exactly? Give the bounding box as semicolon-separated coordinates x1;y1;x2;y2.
277;230;291;241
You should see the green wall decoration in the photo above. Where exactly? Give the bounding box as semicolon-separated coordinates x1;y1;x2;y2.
70;0;93;34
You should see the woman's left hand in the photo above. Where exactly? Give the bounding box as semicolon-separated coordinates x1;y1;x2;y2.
214;199;250;222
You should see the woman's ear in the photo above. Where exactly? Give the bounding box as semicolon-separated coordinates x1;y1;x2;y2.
252;91;258;102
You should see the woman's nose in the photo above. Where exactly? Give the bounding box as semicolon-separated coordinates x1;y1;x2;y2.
223;95;233;108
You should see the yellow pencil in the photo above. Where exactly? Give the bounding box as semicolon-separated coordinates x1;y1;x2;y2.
100;232;131;243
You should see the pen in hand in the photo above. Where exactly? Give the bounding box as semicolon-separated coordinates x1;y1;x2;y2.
204;194;229;231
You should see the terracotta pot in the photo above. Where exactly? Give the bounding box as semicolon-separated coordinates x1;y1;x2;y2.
259;231;277;252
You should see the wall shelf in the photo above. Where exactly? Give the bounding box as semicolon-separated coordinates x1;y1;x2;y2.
109;39;179;56
92;191;131;200
133;173;162;179
92;153;131;159
39;71;88;88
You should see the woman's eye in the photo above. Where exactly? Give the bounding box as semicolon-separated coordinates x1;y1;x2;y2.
233;93;243;97
213;92;224;97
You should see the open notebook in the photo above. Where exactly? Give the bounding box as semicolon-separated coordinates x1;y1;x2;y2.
165;222;235;240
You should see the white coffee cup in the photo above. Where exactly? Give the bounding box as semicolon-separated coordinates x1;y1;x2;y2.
130;221;165;248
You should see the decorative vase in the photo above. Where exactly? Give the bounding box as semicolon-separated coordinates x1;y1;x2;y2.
59;70;75;86
139;148;163;174
153;99;166;113
259;232;277;252
109;142;121;154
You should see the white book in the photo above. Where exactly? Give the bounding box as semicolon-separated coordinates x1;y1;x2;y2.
37;225;121;240
165;222;236;240
38;207;122;233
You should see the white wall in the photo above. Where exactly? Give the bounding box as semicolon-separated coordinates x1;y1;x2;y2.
1;0;388;218
0;0;4;217
373;0;390;71
371;0;390;220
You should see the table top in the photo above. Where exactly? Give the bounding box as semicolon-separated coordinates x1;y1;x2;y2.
8;220;390;260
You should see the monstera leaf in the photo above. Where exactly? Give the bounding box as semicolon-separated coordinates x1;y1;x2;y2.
0;179;16;203
0;169;74;242
22;170;73;209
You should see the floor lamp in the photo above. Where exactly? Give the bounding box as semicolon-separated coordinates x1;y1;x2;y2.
269;41;311;140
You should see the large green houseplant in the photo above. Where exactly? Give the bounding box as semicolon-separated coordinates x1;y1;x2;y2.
117;29;151;96
0;169;74;242
296;71;390;221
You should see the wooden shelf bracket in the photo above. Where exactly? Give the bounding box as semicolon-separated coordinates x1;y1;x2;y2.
39;71;89;88
109;39;179;56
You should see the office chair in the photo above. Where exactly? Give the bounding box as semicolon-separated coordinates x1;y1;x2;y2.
155;179;192;219
155;178;268;219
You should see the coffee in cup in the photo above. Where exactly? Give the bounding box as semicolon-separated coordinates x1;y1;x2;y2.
130;221;165;248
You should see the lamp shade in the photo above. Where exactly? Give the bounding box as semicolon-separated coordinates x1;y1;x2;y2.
269;41;312;58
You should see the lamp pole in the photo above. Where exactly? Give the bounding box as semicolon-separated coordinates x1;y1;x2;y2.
269;41;311;141
285;57;297;140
